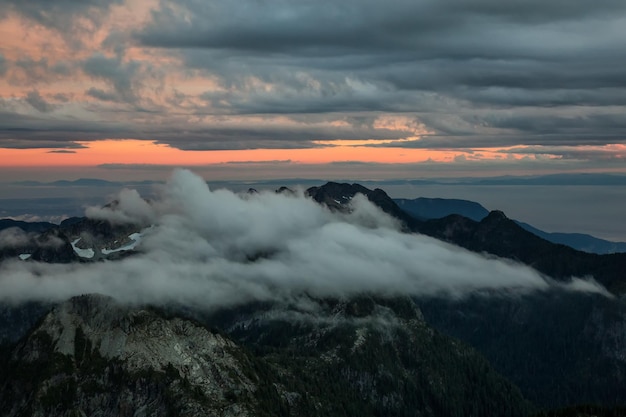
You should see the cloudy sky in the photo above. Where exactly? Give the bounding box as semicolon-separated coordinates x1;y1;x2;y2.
1;0;626;181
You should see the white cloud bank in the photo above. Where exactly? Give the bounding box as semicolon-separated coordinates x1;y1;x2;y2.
0;169;612;307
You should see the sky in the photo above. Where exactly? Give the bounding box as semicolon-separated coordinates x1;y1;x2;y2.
1;0;626;182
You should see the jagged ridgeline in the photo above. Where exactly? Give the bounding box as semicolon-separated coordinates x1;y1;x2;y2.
0;294;532;417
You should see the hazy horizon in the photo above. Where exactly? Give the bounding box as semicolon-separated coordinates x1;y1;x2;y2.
1;171;625;242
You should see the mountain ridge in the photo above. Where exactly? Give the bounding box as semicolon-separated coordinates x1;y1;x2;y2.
0;293;533;416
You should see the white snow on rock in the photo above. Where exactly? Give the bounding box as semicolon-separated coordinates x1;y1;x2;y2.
71;238;95;259
18;254;31;261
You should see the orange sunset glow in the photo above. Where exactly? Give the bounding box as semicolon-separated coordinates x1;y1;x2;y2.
1;137;588;176
0;139;504;167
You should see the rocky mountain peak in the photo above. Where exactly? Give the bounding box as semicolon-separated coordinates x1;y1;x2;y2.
275;186;295;194
483;210;509;222
306;182;368;211
306;182;419;231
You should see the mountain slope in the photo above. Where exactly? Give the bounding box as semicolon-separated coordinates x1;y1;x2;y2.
0;294;273;417
203;295;533;417
419;291;626;408
0;294;533;417
418;210;626;293
0;227;78;263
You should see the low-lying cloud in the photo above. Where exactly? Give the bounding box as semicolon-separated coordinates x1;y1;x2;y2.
0;170;611;308
0;228;31;248
85;188;155;226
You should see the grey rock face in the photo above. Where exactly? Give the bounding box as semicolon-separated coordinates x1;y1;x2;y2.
0;294;533;417
1;294;260;417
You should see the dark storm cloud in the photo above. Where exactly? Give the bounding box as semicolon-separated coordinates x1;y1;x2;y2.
0;110;123;149
25;91;57;113
0;138;85;150
0;105;411;150
0;54;6;76
82;54;143;104
137;0;625;53
149;124;408;150
136;0;626;79
7;58;75;87
85;88;120;103
129;0;626;149
455;88;626;108
486;113;626;134
52;93;71;103
373;107;626;149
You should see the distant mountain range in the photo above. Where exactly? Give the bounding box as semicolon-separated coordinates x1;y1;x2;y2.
9;172;626;188
370;173;626;186
514;221;626;255
11;179;158;187
393;197;626;254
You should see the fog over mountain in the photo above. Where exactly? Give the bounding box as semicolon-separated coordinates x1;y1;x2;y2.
0;170;609;307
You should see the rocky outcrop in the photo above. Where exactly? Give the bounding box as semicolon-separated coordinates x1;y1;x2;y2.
0;227;78;263
0;294;263;417
0;294;533;417
30;228;78;263
205;294;533;417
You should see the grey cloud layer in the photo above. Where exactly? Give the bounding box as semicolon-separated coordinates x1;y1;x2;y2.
0;170;610;307
135;0;626;148
138;0;625;53
2;0;626;153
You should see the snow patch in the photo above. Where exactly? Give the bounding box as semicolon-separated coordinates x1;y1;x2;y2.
18;254;31;261
71;238;95;259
